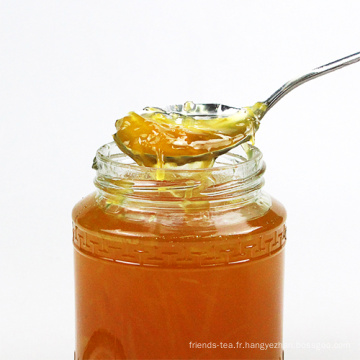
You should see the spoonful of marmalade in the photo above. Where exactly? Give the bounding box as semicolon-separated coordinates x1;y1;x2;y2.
113;51;360;168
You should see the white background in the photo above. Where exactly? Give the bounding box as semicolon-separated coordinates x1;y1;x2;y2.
1;1;360;359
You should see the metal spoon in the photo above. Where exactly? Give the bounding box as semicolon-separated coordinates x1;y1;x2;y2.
115;51;360;167
164;50;360;119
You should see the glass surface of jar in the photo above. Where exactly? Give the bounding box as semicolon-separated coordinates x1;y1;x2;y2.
72;142;286;360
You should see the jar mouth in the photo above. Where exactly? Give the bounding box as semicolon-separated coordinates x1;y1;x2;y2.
93;142;265;207
95;141;263;175
92;142;266;211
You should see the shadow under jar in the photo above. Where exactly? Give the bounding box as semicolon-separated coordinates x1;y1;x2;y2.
72;142;286;360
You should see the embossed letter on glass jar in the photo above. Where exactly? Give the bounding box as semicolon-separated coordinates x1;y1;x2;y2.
72;142;286;360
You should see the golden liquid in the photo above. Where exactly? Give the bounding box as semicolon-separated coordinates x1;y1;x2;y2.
73;194;286;359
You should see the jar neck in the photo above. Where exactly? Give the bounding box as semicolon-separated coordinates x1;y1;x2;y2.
93;142;266;211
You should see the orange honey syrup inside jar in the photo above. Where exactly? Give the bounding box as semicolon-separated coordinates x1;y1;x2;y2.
72;102;286;360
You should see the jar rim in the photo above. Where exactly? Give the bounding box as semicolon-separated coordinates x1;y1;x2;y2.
94;142;266;209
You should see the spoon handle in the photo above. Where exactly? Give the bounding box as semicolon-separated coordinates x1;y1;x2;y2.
264;51;360;113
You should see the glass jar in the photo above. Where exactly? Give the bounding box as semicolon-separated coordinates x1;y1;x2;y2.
73;141;286;360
